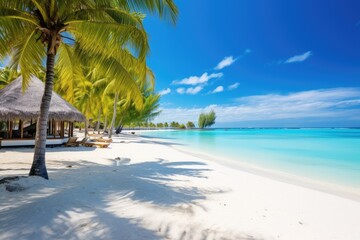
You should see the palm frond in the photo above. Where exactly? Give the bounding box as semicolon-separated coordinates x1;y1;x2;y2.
55;43;82;102
31;0;49;22
10;29;45;90
99;56;144;110
0;0;35;11
118;0;178;24
68;19;149;60
0;8;40;26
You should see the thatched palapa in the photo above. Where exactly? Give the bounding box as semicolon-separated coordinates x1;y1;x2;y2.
0;76;85;122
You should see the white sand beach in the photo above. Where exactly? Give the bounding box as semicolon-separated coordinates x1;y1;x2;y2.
1;133;360;240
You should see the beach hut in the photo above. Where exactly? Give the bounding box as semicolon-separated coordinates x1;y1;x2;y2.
0;76;85;147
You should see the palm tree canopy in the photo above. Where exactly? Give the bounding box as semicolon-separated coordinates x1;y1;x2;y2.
0;0;177;103
0;0;177;106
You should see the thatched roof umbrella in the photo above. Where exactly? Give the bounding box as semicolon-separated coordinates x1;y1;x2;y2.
0;76;85;122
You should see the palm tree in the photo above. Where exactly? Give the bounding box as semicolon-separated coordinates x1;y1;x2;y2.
106;67;156;137
119;88;162;129
72;67;101;137
0;0;178;179
0;67;19;89
101;94;113;134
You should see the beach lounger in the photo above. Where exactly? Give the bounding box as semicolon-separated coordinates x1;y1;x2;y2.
65;137;79;147
88;133;103;137
77;137;89;146
65;137;88;147
83;141;110;148
94;137;112;143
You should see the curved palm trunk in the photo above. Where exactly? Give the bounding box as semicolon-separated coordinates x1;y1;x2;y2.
103;115;108;133
29;53;55;179
85;117;89;137
115;116;124;134
115;125;123;134
109;93;118;138
96;107;101;134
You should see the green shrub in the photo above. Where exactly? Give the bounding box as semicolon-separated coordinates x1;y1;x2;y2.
198;110;216;129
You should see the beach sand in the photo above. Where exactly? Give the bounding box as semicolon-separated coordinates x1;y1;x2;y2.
1;133;360;240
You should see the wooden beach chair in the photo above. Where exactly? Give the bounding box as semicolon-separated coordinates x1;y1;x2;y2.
84;141;110;148
88;133;103;137
77;137;89;146
65;137;78;147
94;137;112;143
65;137;89;147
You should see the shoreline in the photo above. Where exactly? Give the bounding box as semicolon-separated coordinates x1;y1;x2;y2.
169;138;360;203
137;131;360;202
1;133;360;239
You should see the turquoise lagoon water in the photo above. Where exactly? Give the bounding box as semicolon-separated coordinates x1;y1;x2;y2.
140;128;360;189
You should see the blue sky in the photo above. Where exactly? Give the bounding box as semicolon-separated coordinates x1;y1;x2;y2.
144;0;360;127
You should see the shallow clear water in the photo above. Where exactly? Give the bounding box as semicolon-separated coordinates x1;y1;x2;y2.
140;128;360;188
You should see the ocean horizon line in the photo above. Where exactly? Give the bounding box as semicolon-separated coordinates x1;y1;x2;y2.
123;127;360;130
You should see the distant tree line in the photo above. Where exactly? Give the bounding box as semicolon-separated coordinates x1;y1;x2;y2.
123;121;196;129
120;110;216;130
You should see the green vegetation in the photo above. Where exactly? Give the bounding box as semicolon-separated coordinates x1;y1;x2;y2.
0;1;178;179
170;121;180;128
0;67;19;89
117;84;161;131
186;121;195;128
125;121;195;129
198;110;216;129
121;120;199;130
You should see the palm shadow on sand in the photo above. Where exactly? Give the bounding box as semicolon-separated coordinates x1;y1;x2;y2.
0;158;260;240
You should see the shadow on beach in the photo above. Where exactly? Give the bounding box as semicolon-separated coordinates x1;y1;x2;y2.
111;133;184;147
0;157;259;240
0;146;96;154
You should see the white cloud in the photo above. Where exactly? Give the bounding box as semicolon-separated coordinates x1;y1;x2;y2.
176;88;185;94
213;50;251;70
285;51;312;63
211;86;224;94
186;86;203;94
159;88;171;96
228;82;240;90
215;56;236;70
173;72;223;85
155;88;360;123
176;86;203;95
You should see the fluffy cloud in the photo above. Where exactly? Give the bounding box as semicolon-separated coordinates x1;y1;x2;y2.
186;86;203;94
214;56;236;70
228;82;240;90
285;51;312;63
214;50;250;70
173;72;223;85
176;86;203;95
159;88;171;96
211;86;224;94
155;88;360;124
176;88;185;94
